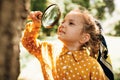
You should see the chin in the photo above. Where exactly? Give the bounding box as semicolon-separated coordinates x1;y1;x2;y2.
58;36;67;44
57;35;63;41
58;36;62;41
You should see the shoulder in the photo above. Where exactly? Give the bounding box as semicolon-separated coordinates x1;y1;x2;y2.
88;56;106;80
87;56;101;68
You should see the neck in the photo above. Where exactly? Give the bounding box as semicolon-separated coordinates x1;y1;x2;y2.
64;42;81;51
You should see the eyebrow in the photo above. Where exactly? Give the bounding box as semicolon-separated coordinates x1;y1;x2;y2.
69;19;75;22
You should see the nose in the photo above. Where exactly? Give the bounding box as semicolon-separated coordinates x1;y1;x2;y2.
60;21;66;28
60;24;65;28
58;23;65;31
58;25;64;31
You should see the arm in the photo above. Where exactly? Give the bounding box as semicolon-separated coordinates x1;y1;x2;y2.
22;11;42;57
21;11;55;80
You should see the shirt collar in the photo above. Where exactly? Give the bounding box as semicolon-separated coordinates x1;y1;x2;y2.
60;46;89;61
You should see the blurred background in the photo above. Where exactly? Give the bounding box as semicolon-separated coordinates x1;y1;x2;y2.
18;0;120;80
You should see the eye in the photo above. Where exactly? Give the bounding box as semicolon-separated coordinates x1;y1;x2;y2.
69;22;74;25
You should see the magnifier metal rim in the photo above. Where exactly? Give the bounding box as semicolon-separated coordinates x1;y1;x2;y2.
41;4;61;28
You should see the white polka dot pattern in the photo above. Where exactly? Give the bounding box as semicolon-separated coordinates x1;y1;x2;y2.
55;47;106;80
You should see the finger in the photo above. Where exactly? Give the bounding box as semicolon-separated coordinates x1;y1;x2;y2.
34;11;43;20
34;11;43;16
27;11;34;19
27;11;42;23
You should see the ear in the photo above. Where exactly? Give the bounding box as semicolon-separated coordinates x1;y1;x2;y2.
79;33;90;44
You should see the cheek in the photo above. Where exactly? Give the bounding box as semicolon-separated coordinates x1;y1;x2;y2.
70;30;81;35
68;31;81;39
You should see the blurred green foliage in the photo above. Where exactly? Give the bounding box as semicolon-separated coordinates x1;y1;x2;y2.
31;0;47;12
114;21;120;36
71;0;114;19
72;0;90;9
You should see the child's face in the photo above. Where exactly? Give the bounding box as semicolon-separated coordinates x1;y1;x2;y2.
57;10;85;44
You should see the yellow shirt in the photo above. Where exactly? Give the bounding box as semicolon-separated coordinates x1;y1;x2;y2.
55;47;106;80
22;22;106;80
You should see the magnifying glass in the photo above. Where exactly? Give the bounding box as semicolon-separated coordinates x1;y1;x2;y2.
41;4;61;28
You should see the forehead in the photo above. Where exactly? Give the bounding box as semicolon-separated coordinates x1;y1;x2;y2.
65;11;85;23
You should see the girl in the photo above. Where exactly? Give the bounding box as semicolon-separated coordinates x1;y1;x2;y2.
22;9;107;80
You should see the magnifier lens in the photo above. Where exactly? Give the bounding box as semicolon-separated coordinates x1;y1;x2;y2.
42;4;61;28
